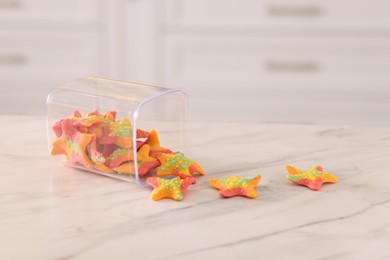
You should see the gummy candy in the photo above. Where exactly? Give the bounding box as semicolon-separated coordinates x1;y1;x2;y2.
209;175;261;199
285;165;338;191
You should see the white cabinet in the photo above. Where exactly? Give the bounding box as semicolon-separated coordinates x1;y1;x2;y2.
147;0;390;125
0;31;98;79
0;0;97;22
0;0;389;125
0;0;100;114
164;36;390;87
163;0;390;28
0;30;99;113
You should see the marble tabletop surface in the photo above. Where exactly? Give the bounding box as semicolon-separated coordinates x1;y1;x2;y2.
1;116;389;260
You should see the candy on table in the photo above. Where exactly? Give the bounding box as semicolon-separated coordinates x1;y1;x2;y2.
157;152;205;178
285;165;338;191
146;176;196;201
209;175;261;199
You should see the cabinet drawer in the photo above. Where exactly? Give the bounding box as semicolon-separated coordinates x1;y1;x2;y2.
189;99;390;125
163;0;390;29
0;30;99;114
0;0;97;22
0;30;99;80
0;78;70;114
164;36;390;87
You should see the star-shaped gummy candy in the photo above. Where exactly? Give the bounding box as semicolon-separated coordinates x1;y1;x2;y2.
157;152;205;178
99;119;149;149
144;129;172;158
146;176;196;201
209;175;261;199
285;165;338;191
105;147;140;169
99;118;133;148
113;144;160;176
51;120;93;168
86;134;114;174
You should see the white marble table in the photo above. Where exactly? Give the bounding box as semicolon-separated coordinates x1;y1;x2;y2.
1;116;389;260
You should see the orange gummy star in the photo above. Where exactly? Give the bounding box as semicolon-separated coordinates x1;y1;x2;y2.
286;165;338;191
114;144;160;176
86;134;114;173
51;120;93;168
209;175;261;199
77;115;108;128
99;119;149;149
103;111;116;122
52;110;83;137
146;176;196;201
144;129;172;158
105;147;140;169
100;118;133;148
157;152;205;178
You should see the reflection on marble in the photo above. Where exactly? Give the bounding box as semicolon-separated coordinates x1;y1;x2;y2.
0;116;389;260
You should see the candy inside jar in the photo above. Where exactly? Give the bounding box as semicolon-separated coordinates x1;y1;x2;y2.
47;77;196;184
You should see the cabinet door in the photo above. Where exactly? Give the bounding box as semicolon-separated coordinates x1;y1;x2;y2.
163;0;390;28
188;98;390;125
163;35;390;124
0;0;97;23
164;35;390;87
0;30;99;114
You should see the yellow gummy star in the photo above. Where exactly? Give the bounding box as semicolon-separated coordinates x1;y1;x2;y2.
157;152;205;178
209;175;261;198
51;120;94;168
113;144;160;176
144;129;172;158
286;165;338;190
146;176;196;201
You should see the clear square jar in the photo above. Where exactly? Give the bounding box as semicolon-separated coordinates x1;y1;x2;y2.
46;77;189;185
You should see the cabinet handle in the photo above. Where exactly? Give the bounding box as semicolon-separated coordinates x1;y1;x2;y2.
0;0;21;9
265;60;319;72
0;54;27;65
267;5;322;16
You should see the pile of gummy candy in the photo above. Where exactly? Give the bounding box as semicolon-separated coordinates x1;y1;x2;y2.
51;110;204;178
51;110;338;201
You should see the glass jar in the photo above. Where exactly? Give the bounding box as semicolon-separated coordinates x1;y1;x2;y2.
46;77;189;185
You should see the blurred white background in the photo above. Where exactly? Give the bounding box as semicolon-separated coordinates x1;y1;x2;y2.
0;0;389;125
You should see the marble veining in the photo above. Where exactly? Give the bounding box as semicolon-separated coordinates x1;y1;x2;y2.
0;116;389;260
